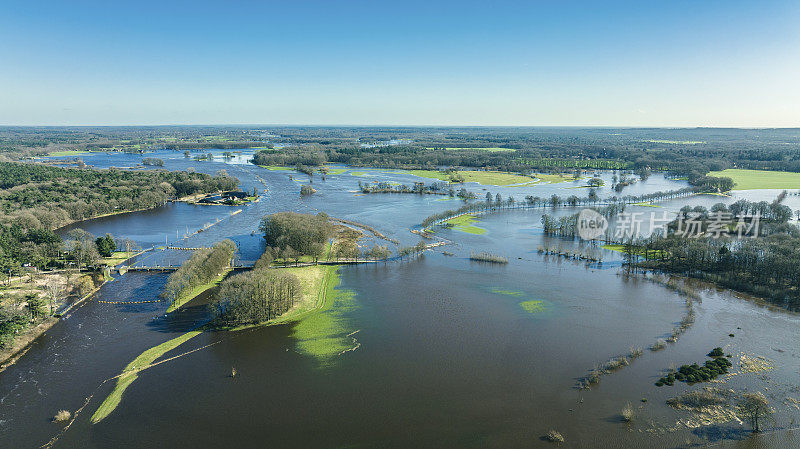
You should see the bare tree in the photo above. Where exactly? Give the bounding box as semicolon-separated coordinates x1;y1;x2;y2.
46;281;64;316
736;392;774;433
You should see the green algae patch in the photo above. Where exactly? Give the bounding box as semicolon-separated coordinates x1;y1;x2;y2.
289;268;359;364
326;168;347;175
519;300;547;314
491;288;525;297
445;214;486;235
91;330;202;424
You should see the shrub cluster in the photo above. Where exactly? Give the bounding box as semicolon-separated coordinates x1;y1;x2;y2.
656;348;732;386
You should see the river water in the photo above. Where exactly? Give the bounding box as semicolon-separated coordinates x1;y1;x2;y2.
1;151;798;448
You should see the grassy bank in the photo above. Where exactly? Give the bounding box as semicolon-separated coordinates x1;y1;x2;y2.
258;165;294;171
602;244;666;259
90;330;202;424
165;269;231;313
706;168;800;190
531;173;578;184
99;251;139;267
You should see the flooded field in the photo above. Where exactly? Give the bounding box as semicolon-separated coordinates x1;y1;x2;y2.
2;151;798;448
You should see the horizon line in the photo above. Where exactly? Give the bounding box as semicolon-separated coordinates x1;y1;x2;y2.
1;123;800;130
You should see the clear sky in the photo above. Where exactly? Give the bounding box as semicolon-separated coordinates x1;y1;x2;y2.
1;0;799;127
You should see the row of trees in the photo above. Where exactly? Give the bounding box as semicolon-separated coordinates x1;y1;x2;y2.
160;240;236;306
141;158;164;166
419;186;699;229
357;181;476;199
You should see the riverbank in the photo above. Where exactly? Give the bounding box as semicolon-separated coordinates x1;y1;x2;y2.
0;268;108;365
90;263;341;424
0;317;59;373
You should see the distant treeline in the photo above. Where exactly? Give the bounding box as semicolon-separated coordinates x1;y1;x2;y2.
248;126;800;180
251;145;749;186
4;126;800;177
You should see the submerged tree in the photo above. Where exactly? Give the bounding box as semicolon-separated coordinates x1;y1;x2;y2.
736;392;774;433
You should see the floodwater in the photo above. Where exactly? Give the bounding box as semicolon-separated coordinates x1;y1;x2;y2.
1;152;798;448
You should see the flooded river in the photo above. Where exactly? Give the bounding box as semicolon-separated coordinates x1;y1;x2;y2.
1;151;798;448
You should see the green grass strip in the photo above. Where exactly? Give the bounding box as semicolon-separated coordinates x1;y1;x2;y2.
258;165;294;171
90;330;202;424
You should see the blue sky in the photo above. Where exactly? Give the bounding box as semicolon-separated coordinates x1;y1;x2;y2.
1;0;799;126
